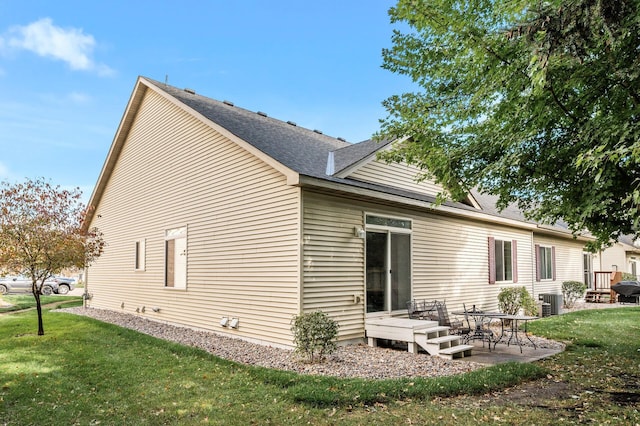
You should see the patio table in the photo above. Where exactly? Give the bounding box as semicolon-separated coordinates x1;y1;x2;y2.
451;310;506;351
493;314;538;353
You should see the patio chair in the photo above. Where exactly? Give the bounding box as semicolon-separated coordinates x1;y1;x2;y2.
463;303;494;347
407;300;422;319
407;299;438;320
436;301;471;338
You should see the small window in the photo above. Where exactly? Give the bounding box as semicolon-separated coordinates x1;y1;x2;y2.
366;215;411;230
134;239;146;271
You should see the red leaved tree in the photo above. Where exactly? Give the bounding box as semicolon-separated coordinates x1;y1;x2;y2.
0;178;104;335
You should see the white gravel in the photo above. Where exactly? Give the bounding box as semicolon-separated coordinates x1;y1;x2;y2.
54;306;567;380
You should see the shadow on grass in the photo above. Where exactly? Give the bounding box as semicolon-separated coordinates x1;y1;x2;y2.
248;360;547;407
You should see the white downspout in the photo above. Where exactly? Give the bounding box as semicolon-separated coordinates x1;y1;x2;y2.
531;231;536;297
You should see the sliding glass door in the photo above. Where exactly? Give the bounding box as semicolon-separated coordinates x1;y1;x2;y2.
365;215;412;314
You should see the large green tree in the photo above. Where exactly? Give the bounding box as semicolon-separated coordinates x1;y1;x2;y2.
0;178;104;335
378;0;640;249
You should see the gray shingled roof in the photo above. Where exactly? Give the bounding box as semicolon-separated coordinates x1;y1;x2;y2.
144;78;499;213
142;77;590;235
146;78;351;178
618;234;640;250
332;138;394;174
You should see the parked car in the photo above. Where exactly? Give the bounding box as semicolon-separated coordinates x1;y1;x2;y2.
46;276;76;295
0;276;56;295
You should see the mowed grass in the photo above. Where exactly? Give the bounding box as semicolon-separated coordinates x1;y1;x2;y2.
1;306;639;425
0;295;83;312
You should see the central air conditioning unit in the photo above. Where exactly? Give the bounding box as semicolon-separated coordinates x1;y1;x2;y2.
540;294;563;315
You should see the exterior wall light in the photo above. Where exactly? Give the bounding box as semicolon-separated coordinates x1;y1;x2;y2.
353;226;365;238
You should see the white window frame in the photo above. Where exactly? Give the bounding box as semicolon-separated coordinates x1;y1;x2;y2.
494;239;513;282
539;245;554;281
364;213;413;315
165;226;187;290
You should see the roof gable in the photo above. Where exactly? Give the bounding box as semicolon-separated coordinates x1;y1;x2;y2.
84;76;588;241
329;138;480;208
331;138;394;175
144;78;350;179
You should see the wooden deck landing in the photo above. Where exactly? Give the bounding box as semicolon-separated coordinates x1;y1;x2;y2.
364;317;474;359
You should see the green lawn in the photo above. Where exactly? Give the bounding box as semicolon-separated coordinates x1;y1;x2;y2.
1;306;639;425
0;294;82;313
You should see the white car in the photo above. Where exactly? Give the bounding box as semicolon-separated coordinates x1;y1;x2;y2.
0;275;75;295
0;276;55;295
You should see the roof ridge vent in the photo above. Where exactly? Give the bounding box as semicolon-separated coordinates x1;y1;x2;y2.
257;111;267;117
184;88;196;94
287;121;297;126
313;129;323;134
337;137;346;142
223;100;234;106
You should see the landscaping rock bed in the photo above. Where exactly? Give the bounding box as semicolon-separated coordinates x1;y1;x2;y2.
56;307;566;379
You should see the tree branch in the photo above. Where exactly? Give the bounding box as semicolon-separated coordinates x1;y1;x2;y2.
548;79;580;124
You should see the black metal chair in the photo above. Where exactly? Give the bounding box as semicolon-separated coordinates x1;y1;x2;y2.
407;299;438;320
436;301;471;338
406;299;422;319
462;303;495;348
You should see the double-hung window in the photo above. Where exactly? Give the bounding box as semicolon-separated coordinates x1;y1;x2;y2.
488;237;518;284
536;245;556;281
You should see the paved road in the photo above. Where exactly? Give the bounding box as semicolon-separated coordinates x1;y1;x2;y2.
68;287;85;297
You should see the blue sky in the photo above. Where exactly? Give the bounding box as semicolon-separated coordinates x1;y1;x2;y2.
0;0;415;201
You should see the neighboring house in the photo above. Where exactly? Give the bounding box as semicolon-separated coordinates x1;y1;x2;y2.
595;235;640;280
83;76;590;348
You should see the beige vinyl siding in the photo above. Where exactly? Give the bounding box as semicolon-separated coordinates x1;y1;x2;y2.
533;235;585;296
87;88;300;347
597;242;627;272
302;191;536;341
348;160;445;198
411;217;534;313
302;192;365;342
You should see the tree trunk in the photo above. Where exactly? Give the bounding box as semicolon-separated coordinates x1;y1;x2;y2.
32;283;45;336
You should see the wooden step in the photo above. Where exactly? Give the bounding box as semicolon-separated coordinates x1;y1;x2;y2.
415;326;450;334
426;335;461;345
415;326;451;341
438;344;474;360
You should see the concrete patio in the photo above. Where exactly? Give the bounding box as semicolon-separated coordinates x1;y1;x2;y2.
460;339;563;365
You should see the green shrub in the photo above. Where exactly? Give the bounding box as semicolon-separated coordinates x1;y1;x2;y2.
497;286;538;316
562;280;587;308
621;272;637;281
290;311;339;363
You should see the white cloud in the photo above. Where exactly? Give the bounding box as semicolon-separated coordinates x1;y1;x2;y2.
2;18;113;75
0;161;12;180
68;91;91;104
